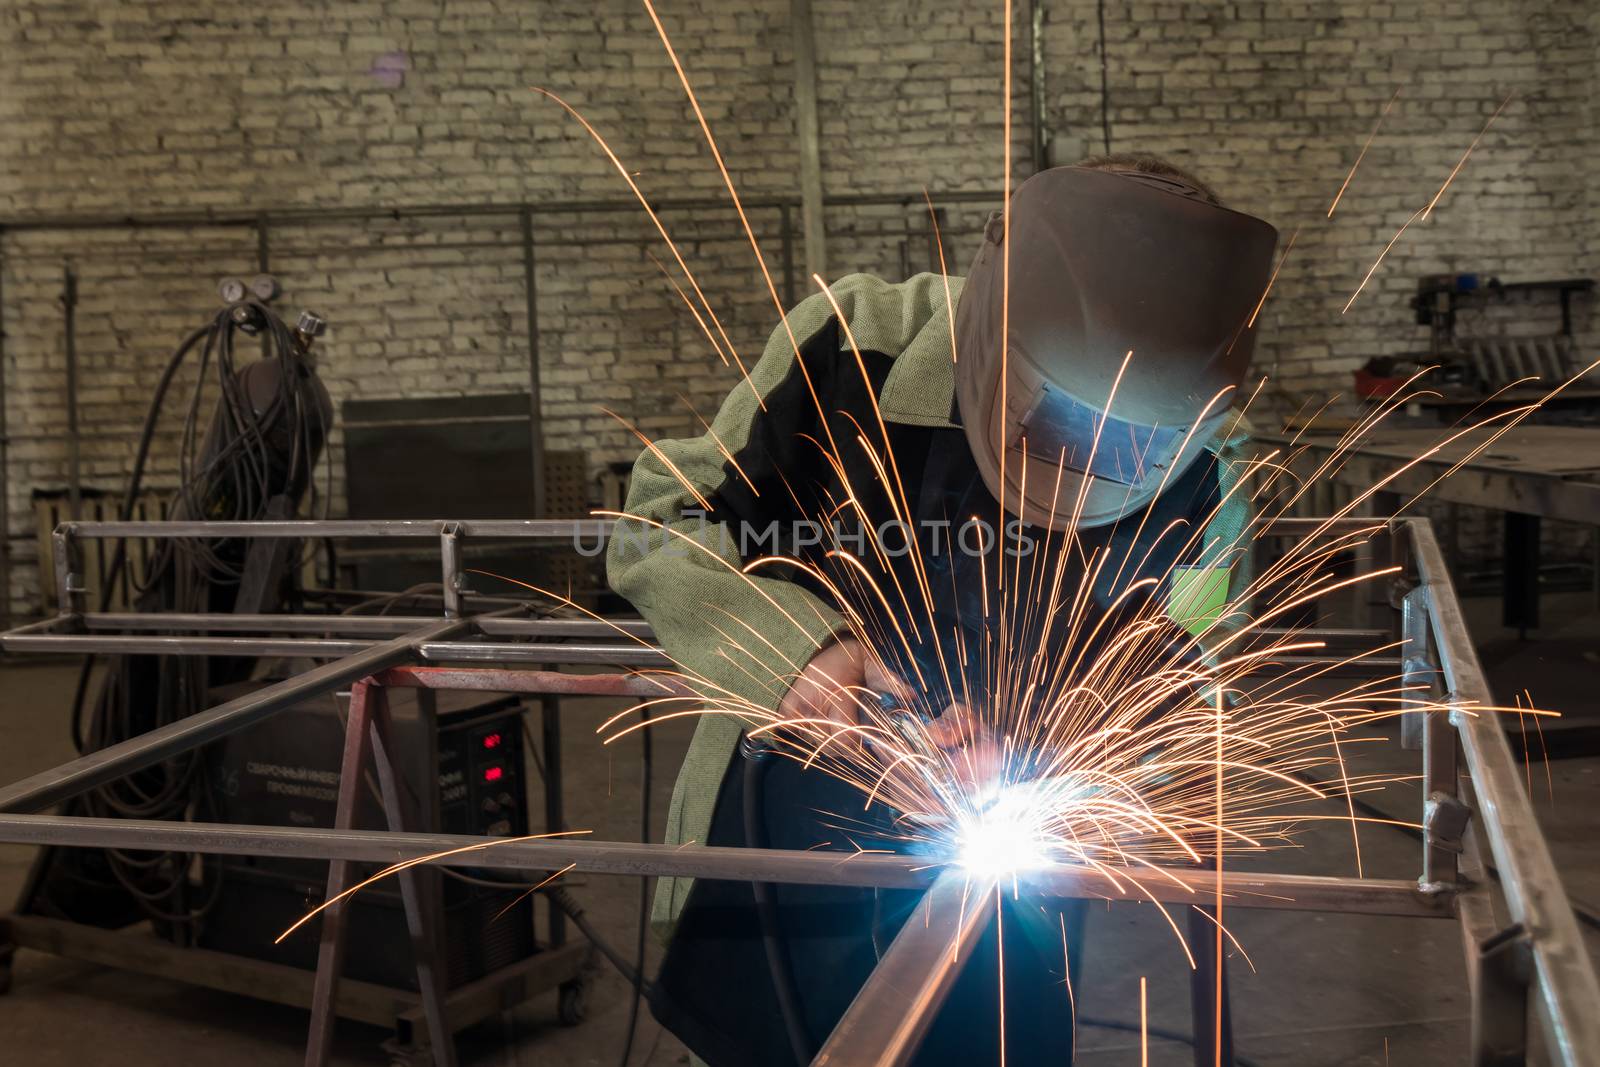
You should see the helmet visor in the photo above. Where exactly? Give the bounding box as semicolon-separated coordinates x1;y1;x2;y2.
1011;381;1194;487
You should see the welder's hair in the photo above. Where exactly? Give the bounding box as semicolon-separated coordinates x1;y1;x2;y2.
1074;153;1224;206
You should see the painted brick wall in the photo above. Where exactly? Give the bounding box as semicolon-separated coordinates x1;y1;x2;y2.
1;0;1595;616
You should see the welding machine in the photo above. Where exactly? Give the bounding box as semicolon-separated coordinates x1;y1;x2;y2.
199;682;536;991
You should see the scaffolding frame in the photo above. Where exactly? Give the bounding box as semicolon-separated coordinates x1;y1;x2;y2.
0;516;1596;1066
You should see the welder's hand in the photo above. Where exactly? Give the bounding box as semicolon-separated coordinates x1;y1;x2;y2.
779;638;912;731
923;702;1005;789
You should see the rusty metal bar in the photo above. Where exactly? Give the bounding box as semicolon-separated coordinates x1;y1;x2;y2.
0;812;1450;917
370;666;693;699
812;872;996;1067
1407;518;1600;1066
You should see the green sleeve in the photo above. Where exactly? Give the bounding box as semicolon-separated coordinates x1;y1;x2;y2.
606;289;853;715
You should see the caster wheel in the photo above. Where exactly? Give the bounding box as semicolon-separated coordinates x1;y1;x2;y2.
557;977;589;1026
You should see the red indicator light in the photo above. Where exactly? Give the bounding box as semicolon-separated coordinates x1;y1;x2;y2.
481;732;503;750
483;765;504;783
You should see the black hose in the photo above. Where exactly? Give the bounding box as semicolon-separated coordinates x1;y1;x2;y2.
743;743;814;1066
59;299;332;931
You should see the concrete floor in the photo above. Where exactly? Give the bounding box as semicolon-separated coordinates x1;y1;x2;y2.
1;591;1598;1066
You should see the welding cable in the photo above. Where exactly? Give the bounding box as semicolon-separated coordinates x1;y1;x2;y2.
68;323;209;753
742;737;815;1067
62;299;331;931
434;869;651;994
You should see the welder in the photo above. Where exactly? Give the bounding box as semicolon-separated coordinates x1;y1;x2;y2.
608;155;1279;1065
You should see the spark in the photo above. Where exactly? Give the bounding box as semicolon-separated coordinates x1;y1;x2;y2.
1327;87;1400;218
1140;975;1149;1067
1423;93;1513;220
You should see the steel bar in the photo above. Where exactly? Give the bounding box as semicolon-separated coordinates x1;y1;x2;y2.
0;813;1451;916
1407;519;1600;1066
3;629;1395;676
520;207;546;520
439;523;463;618
55;518;615;540
0;618;467;813
62;265;81;522
0;230;9;632
306;674;379;1066
63;612;1368;645
77;612;655;638
540;689;566;946
53;514;1379;543
371;666;693;699
365;685;457;1067
812;872;996;1067
0;631;674;666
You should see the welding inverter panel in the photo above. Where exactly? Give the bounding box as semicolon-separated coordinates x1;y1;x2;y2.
199;682;536;991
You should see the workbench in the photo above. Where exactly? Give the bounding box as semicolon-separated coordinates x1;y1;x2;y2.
1258;424;1600;634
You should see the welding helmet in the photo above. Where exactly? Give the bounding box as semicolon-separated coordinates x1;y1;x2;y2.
953;165;1279;529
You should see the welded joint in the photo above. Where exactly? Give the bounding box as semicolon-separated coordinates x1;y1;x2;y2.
440;522;465;618
51;524;86;616
1425;790;1472;855
1388;572;1418;612
1471;920;1533;1067
1416;876;1465;902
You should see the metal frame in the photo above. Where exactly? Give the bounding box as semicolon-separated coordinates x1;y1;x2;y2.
1;517;1597;1065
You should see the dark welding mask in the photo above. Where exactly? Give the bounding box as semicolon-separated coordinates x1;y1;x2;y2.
953;165;1279;529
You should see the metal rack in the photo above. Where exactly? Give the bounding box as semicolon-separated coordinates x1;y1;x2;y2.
0;517;1596;1065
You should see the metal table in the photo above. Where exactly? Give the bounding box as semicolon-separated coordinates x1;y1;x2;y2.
1259;424;1600;635
0;517;1595;1066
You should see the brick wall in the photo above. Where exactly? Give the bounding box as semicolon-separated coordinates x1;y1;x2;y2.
1;0;1596;617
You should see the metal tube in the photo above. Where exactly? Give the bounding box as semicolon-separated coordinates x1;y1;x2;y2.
1408;519;1600;1066
521;207;546;519
0;618;466;813
77;612;654;639
418;641;669;666
53;515;1372;543
439;522;463;618
0;812;1451;915
57;518;615;540
0;631;673;666
0;228;9;631
62;265;81;522
540;692;566;945
68;611;1366;645
813;872;996;1067
2;628;1394;674
4;634;381;658
370;666;692;699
